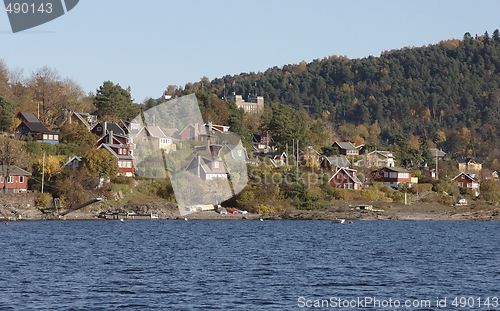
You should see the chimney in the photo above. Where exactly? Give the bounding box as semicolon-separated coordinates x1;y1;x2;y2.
197;155;201;177
109;130;113;144
67;110;72;124
103;122;107;134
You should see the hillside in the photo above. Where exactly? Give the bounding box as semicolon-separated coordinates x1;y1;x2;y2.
178;30;500;165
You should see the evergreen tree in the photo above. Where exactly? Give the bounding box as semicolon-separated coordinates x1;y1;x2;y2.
94;81;138;121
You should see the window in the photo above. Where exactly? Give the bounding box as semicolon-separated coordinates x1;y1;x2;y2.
467;183;472;188
237;150;242;157
389;172;397;178
0;176;3;183
43;134;48;140
384;172;388;178
214;162;219;168
19;176;24;183
344;183;353;189
8;176;13;183
458;182;464;187
97;127;102;132
399;173;409;179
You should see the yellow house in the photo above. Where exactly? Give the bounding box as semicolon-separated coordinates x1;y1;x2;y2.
456;157;482;175
357;151;395;168
135;126;176;152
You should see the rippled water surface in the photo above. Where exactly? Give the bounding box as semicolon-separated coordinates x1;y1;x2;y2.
0;220;498;310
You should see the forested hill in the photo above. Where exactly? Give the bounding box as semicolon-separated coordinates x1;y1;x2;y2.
196;31;500;154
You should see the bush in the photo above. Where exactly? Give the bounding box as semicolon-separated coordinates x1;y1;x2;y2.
35;193;52;208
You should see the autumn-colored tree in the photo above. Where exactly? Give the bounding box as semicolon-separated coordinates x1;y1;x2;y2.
59;123;98;154
83;149;118;179
34;155;62;182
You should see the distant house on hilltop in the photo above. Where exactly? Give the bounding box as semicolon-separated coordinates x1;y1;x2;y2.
226;93;264;114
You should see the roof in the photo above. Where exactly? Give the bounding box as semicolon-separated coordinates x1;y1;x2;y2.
323;156;351;167
252;133;275;144
456;157;479;164
429;148;446;157
329;167;362;184
253;151;287;159
21;121;50;133
142;126;167;138
98;144;134;160
92;122;125;135
383;167;409;173
0;165;32;176
452;172;480;183
333;141;357;150
61;156;82;168
186;156;228;174
17;112;39;123
368;150;394;158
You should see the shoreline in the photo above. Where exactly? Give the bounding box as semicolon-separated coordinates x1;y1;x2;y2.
0;197;500;222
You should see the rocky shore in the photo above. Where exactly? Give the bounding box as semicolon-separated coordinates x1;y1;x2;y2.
1;196;500;222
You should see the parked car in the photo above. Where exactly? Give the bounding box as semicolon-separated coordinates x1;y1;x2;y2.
225;207;239;214
217;207;227;215
235;209;248;215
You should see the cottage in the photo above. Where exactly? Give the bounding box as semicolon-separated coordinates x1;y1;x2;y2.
59;111;98;130
135;126;176;152
186;155;228;181
332;141;360;156
456;157;482;175
252;133;276;153
15;112;59;144
253;151;288;166
328;167;363;190
357;151;395;168
97;144;135;177
377;167;413;189
452;172;480;197
61;156;83;170
0;165;31;193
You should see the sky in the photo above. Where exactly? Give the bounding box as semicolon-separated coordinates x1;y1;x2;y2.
2;0;500;103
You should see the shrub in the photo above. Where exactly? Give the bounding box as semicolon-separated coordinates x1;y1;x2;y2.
35;193;52;208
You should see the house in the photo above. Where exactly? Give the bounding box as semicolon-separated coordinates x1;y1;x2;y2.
253;151;287;166
429;148;447;160
252;133;276;153
90;122;125;137
300;147;321;162
15;112;59;144
120;120;142;136
320;156;351;170
452;172;480;197
377;167;413;189
186;155;228;181
95;131;135;156
492;170;500;180
456;157;482;175
0;165;31;193
328;167;363;190
135;126;176;153
356;151;395;168
61;156;83;170
176;123;206;141
332;141;360;156
97;143;135;177
221;144;249;161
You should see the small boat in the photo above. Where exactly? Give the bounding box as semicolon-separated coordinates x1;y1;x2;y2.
333;218;345;224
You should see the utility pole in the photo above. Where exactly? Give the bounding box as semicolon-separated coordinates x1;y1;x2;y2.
41;152;45;193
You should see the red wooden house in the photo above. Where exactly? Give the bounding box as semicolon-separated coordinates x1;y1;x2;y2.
452;172;480;197
329;167;363;190
376;167;412;189
0;165;31;193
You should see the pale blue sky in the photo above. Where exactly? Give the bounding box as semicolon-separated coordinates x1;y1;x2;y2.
2;0;500;102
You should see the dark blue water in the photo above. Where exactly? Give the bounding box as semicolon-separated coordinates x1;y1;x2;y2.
0;220;499;310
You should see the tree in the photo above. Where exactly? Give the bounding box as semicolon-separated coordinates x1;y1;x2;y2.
0;96;18;132
25;67;86;126
260;103;309;149
493;29;500;43
0;60;12;99
94;81;138;121
59;123;98;154
83;149;118;179
34;155;62;182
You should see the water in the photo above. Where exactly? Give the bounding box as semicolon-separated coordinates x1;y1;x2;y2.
0;220;499;310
